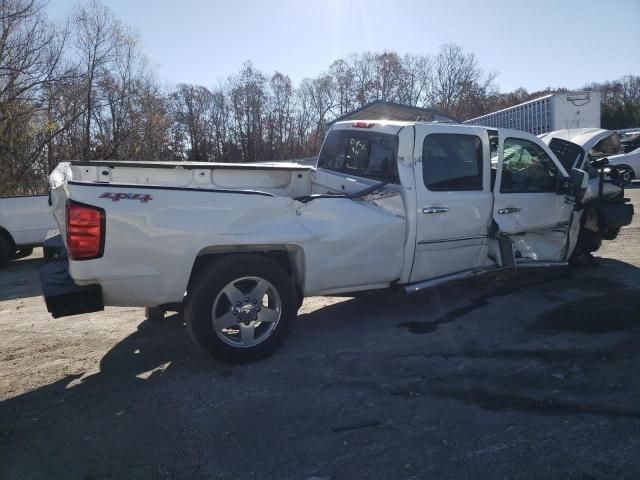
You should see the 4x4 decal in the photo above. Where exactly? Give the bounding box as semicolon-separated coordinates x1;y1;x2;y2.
100;192;153;203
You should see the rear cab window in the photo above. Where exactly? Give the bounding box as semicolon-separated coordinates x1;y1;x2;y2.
317;129;399;182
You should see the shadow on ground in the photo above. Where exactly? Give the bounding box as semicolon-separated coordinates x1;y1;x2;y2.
0;256;44;301
2;258;640;479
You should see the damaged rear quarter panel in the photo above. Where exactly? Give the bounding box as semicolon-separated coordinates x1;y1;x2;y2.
296;192;407;295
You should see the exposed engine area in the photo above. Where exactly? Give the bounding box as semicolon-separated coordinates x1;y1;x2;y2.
574;157;634;257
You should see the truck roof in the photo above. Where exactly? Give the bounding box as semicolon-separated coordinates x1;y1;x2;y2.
330;119;544;144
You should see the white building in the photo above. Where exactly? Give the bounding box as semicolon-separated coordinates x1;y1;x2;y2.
464;92;601;135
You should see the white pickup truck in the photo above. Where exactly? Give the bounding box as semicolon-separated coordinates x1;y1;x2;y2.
41;121;634;362
0;195;56;267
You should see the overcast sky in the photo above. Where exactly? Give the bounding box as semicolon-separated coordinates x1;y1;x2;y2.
48;0;640;92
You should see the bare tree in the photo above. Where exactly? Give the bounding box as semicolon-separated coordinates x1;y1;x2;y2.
73;0;122;159
328;59;355;117
228;62;267;162
3;0;637;198
427;43;496;118
397;54;431;106
0;0;71;194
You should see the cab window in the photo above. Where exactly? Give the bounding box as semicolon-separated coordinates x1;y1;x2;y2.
500;138;558;193
422;133;483;191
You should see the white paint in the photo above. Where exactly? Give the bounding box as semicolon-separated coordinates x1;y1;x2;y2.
0;195;56;248
47;121;629;308
607;148;640;179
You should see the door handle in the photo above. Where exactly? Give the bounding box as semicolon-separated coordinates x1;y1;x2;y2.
423;206;449;214
497;207;522;215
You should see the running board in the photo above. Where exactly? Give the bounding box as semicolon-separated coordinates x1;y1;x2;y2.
403;266;508;295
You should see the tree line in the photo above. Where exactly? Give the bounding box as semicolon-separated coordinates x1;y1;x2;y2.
1;0;639;196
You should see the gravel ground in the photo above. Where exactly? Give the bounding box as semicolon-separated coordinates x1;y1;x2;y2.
1;186;640;480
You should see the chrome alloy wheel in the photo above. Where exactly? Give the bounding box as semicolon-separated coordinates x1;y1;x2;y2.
211;276;282;348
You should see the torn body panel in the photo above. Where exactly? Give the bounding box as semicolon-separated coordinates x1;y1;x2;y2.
295;193;407;295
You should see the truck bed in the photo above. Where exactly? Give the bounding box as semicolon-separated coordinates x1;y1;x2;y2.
58;160;316;199
47;160;408;306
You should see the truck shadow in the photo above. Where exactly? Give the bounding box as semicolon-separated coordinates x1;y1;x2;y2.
2;258;640;477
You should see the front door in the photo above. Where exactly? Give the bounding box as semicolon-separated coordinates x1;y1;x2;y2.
493;134;574;263
410;125;493;282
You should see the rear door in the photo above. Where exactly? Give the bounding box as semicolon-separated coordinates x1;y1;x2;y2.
410;125;493;282
493;131;574;263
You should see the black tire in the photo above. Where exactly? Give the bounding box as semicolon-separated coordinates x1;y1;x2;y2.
145;307;166;321
0;235;12;268
184;254;297;363
13;247;33;260
600;226;621;241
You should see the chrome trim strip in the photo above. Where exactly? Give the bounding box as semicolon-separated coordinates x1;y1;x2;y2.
418;235;488;245
404;266;507;294
516;261;569;268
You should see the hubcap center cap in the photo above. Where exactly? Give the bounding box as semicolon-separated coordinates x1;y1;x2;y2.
237;303;257;322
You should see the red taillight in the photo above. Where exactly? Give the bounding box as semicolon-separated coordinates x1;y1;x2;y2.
66;201;104;260
352;121;375;128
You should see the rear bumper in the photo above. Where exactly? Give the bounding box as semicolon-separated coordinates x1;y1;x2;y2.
39;235;104;318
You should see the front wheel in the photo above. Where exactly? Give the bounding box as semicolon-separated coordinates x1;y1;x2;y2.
0;236;12;268
600;226;621;241
184;254;298;363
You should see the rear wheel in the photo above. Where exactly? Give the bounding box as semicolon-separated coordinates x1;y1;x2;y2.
0;236;12;268
185;254;297;363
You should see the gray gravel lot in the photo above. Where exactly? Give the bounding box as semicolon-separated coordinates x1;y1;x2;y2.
1;187;640;480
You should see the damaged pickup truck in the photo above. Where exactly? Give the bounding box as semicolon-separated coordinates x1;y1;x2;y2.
41;121;634;362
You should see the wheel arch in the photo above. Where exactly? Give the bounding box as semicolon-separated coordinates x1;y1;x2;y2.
617;164;636;179
187;244;306;301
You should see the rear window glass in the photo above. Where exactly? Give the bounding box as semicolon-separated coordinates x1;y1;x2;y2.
317;130;399;182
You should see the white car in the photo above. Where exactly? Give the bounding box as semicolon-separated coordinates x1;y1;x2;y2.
0;195;57;267
540;128;640;180
607;147;640;180
41;122;633;362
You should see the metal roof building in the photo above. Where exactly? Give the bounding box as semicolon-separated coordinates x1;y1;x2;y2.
464;92;601;135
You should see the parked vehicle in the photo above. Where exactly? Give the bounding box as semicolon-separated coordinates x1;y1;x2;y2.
620;131;640;154
540;128;640;180
0;195;57;267
41;122;634;362
606;148;640;180
539;128;621;160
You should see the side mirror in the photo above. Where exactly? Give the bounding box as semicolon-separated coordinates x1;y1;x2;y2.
562;168;589;207
569;168;589;190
